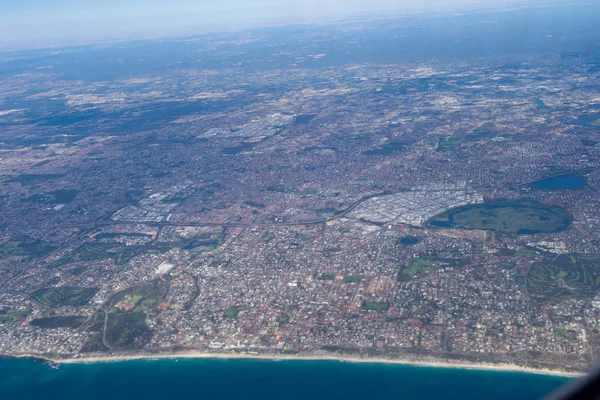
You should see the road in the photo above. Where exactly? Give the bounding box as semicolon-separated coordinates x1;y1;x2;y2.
58;191;390;230
101;308;115;351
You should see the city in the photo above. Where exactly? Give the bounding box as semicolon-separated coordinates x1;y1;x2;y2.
0;10;600;375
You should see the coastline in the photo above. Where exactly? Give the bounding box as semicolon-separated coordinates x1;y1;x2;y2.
10;351;583;378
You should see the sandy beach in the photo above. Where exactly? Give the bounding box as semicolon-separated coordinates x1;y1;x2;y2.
14;351;582;378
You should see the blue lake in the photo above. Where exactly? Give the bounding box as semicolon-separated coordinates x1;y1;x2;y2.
529;175;586;190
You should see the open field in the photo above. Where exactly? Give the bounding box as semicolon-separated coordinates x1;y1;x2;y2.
362;301;390;311
54;240;175;268
402;258;436;276
183;232;225;255
223;306;250;319
105;312;152;350
362;141;405;156
527;255;600;302
30;287;98;307
0;310;29;324
26;189;78;204
109;279;169;312
54;242;143;267
399;258;468;281
0;235;59;257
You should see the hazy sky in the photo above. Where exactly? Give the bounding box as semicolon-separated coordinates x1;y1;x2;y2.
0;0;556;49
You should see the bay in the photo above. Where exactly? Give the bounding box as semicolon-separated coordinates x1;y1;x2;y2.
0;357;572;399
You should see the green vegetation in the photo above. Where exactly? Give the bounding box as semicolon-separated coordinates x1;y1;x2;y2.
0;310;30;324
437;129;498;154
429;201;572;235
7;174;64;185
105;312;152;350
0;235;59;257
319;273;336;281
400;257;468;280
221;143;252;154
555;328;569;337
296;233;315;241
109;279;169;312
31;287;98;307
301;188;317;196
54;241;172;268
362;301;390;311
555;270;569;280
343;276;361;283
515;276;525;286
79;313;110;353
142;298;157;306
277;313;291;325
499;262;516;269
473;240;484;255
527;255;600;302
517;248;540;258
244;200;266;209
362;141;404;156
262;232;276;241
94;232;153;240
56;242;140;266
26;189;78;204
30;316;86;329
184;232;225;254
70;266;88;276
437;136;462;153
402;258;436;275
224;306;248;319
316;207;340;215
299;146;337;155
324;247;341;255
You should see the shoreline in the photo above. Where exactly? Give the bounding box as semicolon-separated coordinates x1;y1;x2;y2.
9;351;583;378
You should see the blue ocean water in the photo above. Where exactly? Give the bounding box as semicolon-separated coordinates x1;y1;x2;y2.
0;357;572;400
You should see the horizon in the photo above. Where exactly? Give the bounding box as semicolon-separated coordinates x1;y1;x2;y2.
0;0;581;50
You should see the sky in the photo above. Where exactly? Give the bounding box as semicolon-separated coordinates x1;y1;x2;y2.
0;0;563;49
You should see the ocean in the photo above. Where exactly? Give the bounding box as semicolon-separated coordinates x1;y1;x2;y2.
0;357;572;399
